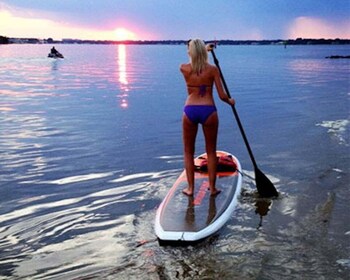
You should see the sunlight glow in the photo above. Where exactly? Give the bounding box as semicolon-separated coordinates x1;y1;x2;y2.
118;45;128;85
0;10;58;38
117;45;129;108
288;17;350;39
114;28;136;41
0;9;140;41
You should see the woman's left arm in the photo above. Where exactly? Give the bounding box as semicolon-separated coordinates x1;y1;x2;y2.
213;67;235;106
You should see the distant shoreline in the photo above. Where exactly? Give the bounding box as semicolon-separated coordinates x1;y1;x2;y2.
1;36;350;45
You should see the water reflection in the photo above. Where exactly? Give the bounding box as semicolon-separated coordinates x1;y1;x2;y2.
117;44;129;108
0;114;50;183
0;170;174;278
255;198;272;229
51;59;59;71
288;58;347;86
288;59;326;85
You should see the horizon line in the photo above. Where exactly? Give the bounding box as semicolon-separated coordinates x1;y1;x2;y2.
2;36;350;43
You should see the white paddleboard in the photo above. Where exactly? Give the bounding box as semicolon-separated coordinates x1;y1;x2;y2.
155;151;242;245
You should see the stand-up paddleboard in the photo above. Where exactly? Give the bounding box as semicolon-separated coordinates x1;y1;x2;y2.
155;151;242;245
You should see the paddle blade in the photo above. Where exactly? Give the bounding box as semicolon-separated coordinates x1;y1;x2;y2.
255;167;278;197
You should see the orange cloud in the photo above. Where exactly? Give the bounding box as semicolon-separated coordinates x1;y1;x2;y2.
0;8;142;40
288;16;350;39
0;9;59;38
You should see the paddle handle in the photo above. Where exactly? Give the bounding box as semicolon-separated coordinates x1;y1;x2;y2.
210;49;258;170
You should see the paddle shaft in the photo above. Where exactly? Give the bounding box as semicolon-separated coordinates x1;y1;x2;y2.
210;48;278;197
210;50;258;170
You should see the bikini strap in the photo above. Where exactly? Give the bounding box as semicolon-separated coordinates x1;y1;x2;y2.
187;84;212;97
187;84;212;88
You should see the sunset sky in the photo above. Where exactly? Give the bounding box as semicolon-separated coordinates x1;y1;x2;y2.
0;0;349;41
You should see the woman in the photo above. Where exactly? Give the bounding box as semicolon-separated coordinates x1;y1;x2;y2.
180;39;235;196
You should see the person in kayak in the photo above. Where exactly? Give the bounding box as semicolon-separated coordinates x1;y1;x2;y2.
180;39;235;196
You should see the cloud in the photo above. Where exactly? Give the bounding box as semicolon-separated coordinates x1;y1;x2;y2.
0;9;95;39
0;8;149;40
287;16;350;39
1;1;349;40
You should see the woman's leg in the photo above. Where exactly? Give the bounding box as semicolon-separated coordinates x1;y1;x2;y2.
182;114;198;196
203;112;220;195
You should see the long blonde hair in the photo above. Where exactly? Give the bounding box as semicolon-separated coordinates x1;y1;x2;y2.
188;39;208;75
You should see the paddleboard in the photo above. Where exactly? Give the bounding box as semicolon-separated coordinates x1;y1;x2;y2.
155;151;242;245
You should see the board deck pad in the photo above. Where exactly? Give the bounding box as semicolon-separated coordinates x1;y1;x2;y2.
155;151;242;242
161;172;239;232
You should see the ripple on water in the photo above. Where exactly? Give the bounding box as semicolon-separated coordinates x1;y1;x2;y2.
0;169;178;279
316;119;349;145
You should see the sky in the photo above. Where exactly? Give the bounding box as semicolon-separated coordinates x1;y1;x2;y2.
0;0;349;41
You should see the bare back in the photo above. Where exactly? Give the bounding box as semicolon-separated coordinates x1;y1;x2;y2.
180;62;227;106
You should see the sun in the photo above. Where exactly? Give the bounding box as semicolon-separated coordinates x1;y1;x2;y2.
114;27;136;41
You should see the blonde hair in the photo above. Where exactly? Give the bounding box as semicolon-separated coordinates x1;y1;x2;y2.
188;39;208;75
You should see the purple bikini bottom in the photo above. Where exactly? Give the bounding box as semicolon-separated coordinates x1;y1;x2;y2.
184;105;217;124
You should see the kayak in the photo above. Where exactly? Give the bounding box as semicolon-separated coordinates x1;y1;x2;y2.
155;151;242;245
48;52;64;59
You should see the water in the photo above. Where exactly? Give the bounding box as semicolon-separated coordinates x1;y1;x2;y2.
0;44;349;279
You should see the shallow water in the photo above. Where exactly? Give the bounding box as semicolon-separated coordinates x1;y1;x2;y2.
0;44;349;279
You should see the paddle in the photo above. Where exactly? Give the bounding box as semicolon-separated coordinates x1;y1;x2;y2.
209;45;278;197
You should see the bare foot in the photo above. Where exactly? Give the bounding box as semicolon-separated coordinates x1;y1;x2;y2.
210;188;221;196
182;188;194;196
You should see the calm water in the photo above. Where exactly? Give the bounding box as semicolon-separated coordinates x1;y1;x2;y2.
0;44;349;279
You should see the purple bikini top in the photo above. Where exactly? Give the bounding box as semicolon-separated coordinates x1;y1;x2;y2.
188;84;212;97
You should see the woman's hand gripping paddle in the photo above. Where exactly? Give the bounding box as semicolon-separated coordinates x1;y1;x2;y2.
208;44;278;198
